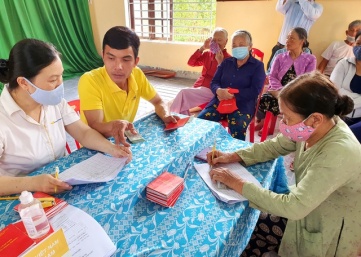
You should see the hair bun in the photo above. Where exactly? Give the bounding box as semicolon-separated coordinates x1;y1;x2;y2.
335;95;354;117
0;59;9;83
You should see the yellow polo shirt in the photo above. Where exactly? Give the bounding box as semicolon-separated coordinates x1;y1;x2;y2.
78;66;157;123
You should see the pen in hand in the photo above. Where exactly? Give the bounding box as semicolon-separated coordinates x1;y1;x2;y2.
210;140;221;188
54;166;59;193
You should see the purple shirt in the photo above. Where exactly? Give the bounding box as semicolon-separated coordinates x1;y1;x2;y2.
208;56;266;115
268;51;316;91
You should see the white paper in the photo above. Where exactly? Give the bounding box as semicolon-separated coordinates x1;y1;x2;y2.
59;153;127;185
49;205;116;257
194;162;262;204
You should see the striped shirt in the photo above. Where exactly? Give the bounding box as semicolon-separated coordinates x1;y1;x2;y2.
276;0;323;45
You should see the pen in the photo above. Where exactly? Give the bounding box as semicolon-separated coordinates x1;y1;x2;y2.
0;196;19;200
210;140;221;188
210;140;216;172
50;118;62;124
0;196;55;208
54;166;59;193
183;162;192;179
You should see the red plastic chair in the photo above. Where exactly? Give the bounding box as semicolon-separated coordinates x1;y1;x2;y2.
251;48;264;62
248;79;269;143
259;111;278;142
66;99;81;153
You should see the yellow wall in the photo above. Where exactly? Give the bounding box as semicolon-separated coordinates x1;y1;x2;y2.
88;0;126;55
89;0;361;73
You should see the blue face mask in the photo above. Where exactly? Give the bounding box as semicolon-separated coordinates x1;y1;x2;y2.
24;78;64;106
232;46;249;60
353;45;361;61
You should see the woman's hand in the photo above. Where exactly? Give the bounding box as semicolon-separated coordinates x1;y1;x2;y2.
30;174;72;194
216;88;234;101
209;167;245;193
109;145;132;163
206;150;242;165
202;37;212;50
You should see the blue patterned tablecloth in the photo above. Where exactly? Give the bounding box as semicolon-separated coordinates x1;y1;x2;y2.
0;113;286;257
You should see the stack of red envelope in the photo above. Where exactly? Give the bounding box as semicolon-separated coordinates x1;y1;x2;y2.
146;171;184;207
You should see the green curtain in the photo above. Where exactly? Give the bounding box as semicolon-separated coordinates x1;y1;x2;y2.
0;0;103;81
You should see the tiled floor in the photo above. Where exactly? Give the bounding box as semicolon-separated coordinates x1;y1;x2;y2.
64;75;295;184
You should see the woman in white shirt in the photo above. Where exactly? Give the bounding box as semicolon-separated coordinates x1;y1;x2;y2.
330;30;361;125
0;39;133;196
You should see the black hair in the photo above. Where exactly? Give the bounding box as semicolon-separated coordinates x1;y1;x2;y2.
279;71;354;119
102;26;140;58
293;27;309;48
0;39;59;91
356;30;361;41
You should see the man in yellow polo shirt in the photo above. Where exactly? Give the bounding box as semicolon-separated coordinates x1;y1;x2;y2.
78;26;178;146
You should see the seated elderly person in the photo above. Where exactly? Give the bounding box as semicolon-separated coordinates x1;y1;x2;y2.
170;28;231;115
330;30;361;126
318;20;361;76
255;27;317;134
197;30;266;141
208;72;361;257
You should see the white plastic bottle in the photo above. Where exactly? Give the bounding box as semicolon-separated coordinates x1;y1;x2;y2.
18;191;50;239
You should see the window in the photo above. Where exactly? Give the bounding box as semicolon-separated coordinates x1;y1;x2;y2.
128;0;216;42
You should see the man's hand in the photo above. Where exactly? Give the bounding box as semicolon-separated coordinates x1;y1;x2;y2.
162;114;180;124
216;88;234;101
110;120;137;147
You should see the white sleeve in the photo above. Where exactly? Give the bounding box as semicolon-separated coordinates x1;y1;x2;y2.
298;0;323;21
321;42;337;60
330;60;347;90
276;0;292;14
59;99;80;126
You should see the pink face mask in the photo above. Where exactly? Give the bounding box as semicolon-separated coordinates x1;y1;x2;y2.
279;116;315;142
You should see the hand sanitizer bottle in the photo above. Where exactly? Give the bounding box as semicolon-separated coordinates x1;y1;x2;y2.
18;191;50;239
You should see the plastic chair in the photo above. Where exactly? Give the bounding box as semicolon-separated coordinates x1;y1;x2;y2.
259;111;278;142
248;80;269;143
219;119;229;133
66;99;81;153
251;48;264;62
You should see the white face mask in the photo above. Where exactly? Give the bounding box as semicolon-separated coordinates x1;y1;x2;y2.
24;78;64;106
346;35;355;44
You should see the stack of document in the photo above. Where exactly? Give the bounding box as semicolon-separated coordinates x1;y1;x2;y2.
146;172;184;207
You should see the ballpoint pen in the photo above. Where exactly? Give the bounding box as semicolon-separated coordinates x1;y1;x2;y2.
0;196;56;208
54;166;59;193
183;162;192;180
210;140;221;188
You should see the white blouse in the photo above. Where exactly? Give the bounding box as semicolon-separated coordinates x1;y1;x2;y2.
0;86;79;176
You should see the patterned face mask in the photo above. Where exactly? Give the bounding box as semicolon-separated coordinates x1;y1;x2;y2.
279;115;315;142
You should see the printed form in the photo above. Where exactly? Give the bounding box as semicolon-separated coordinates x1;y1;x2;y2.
59;153;127;185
